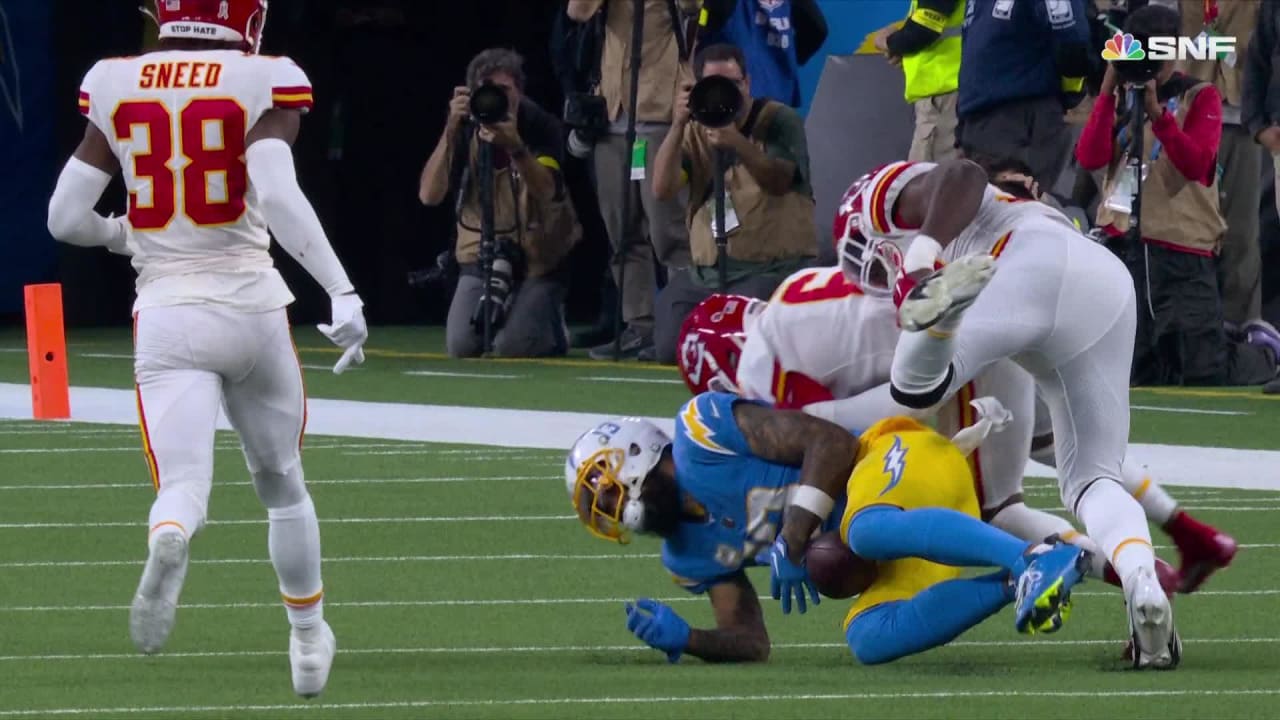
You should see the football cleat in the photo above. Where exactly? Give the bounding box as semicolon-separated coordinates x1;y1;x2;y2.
1169;519;1238;594
1014;542;1090;635
129;531;190;654
1126;566;1180;670
290;620;337;698
897;253;995;332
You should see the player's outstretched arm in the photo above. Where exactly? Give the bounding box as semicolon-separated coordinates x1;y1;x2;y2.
246;109;366;374
47;122;128;254
896;159;987;273
687;572;771;662
733;402;857;552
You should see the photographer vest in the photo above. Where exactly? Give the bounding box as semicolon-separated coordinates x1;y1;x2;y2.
683;100;817;267
455;135;581;278
1096;82;1226;256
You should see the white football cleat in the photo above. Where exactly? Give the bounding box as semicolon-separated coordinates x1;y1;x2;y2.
1126;566;1181;670
129;531;190;654
898;253;996;332
290;620;336;698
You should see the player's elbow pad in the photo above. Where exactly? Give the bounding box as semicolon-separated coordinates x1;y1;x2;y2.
47;157;120;249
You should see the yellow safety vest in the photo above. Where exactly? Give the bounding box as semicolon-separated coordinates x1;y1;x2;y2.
900;0;965;103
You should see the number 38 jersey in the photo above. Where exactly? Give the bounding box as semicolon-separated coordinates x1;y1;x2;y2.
78;50;316;312
736;266;900;407
665;392;845;593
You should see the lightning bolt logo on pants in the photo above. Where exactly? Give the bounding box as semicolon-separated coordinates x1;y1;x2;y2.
878;436;908;497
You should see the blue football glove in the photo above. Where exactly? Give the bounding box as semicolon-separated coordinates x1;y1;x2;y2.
624;598;691;663
758;537;820;615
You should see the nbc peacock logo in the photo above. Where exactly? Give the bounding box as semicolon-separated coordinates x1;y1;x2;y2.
1101;32;1146;61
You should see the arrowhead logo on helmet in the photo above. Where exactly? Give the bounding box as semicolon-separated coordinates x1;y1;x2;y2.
675;294;763;396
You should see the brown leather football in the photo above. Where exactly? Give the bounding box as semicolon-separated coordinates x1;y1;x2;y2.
805;530;877;599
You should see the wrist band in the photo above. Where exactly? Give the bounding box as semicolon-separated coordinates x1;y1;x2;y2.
904;235;943;274
791;486;835;520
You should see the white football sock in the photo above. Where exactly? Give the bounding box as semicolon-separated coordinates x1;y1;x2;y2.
147;486;207;543
988;502;1106;579
1073;479;1155;585
890;330;955;396
1119;464;1179;526
268;495;324;629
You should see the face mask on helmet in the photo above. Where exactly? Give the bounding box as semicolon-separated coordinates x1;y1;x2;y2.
834;189;903;297
564;419;672;543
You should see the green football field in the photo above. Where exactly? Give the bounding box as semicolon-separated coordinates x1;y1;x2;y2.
0;326;1278;719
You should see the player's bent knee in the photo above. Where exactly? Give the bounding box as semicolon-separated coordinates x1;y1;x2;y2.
249;461;307;509
845;606;907;665
844;506;903;560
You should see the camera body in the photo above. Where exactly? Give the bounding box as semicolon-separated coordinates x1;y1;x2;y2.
688;75;743;129
564;92;609;159
470;82;511;125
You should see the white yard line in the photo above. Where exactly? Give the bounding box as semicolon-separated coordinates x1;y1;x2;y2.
0;688;1277;716
6;543;1280;569
0;636;1274;663
403;370;527;380
77;353;133;360
3;589;1273;612
0;553;656;569
0;382;1276;490
0;515;574;530
1131;405;1249;416
340;450;559;459
579;376;686;385
0;475;554;491
9;503;1280;530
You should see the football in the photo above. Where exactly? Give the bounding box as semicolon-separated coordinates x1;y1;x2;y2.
805;531;877;599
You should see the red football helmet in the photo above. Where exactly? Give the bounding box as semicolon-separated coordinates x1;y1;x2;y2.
147;0;269;53
676;294;765;395
833;171;903;298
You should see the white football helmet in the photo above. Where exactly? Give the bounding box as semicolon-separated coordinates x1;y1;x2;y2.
564;418;672;544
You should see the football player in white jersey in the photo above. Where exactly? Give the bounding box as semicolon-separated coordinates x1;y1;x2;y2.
856;158;1184;668
45;0;358;697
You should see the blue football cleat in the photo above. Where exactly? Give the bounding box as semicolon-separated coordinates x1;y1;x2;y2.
1014;542;1090;635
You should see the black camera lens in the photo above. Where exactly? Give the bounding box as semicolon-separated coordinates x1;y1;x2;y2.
470;83;510;125
689;75;743;129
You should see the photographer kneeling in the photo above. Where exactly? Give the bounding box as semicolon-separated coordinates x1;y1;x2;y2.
651;43;816;364
419;49;579;358
1075;5;1275;386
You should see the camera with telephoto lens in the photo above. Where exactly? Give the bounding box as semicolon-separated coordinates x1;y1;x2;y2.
470;82;510;125
564;93;609;159
471;237;525;335
688;75;743;129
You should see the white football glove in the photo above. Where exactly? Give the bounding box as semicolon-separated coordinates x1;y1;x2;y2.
949;396;1012;456
317;292;367;374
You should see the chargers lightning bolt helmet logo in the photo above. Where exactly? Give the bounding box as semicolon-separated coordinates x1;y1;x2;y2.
878;436;908;497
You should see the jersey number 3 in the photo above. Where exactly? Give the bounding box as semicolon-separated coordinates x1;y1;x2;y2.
112;99;248;230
